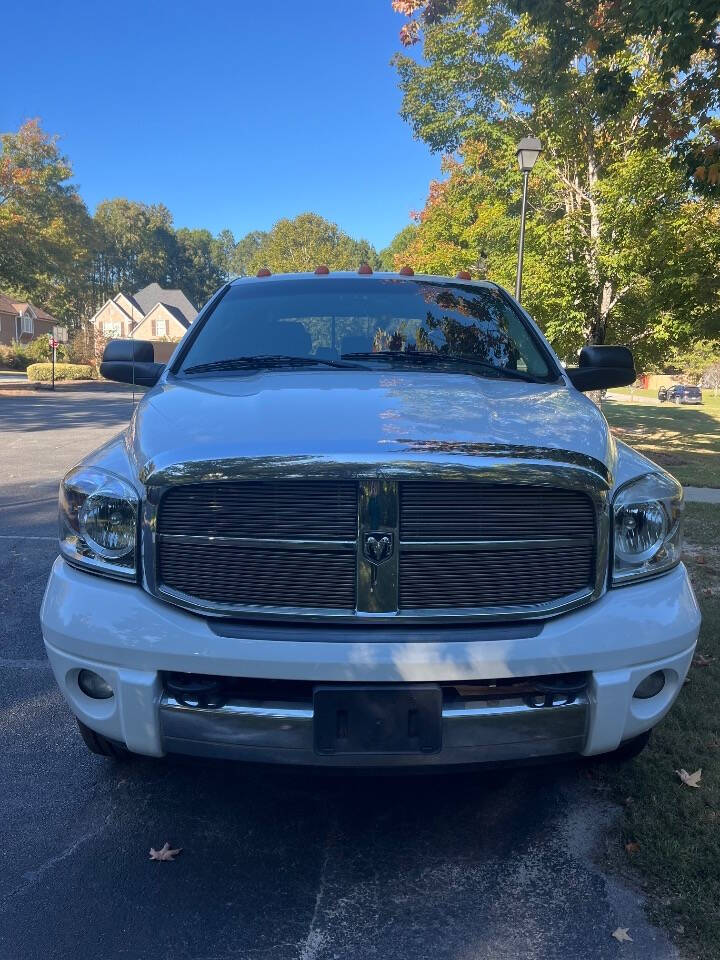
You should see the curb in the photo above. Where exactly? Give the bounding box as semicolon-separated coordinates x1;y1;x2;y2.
0;379;101;392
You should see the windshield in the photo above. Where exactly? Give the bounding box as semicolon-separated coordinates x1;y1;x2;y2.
179;278;556;380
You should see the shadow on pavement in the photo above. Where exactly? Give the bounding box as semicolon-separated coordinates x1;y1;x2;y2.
0;385;140;434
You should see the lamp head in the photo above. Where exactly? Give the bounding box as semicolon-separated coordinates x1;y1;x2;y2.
516;137;542;173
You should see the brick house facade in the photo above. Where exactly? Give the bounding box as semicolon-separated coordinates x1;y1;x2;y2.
0;293;67;346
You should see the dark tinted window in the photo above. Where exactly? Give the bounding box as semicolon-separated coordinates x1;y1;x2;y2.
180;278;555;378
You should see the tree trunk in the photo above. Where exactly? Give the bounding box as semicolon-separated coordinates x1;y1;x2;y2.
584;138;614;346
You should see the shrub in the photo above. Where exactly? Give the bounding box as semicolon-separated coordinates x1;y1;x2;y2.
25;336;68;364
26;363;96;382
0;343;30;370
66;328;96;365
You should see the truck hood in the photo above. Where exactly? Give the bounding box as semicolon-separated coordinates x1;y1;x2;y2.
132;370;615;485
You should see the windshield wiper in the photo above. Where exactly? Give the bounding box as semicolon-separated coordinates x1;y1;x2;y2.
341;351;543;382
184;355;370;375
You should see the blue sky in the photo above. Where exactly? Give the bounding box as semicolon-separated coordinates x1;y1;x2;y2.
3;0;441;251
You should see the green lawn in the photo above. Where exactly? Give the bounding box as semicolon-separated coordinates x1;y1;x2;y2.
603;391;720;486
595;503;720;958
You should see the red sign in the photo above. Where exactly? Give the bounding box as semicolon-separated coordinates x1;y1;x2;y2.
49;337;59;349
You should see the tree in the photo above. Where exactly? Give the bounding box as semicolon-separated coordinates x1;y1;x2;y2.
173;228;228;307
0;119;95;323
701;361;720;396
214;228;236;279
230;230;268;276
91;201;232;311
92;198;177;299
379;224;418;270
672;338;720;382
241;213;380;275
389;1;720;361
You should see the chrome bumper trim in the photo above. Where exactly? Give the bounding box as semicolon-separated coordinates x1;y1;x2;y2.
159;692;588;767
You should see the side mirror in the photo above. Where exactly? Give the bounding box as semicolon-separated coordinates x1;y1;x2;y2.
99;339;165;388
566;345;636;392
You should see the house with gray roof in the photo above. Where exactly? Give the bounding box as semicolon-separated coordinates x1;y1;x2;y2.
88;285;197;342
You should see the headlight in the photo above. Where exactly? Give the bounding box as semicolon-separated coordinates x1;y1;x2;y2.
59;467;139;580
612;473;683;585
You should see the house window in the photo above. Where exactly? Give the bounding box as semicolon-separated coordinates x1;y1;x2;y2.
21;314;34;335
155;318;167;337
104;321;122;338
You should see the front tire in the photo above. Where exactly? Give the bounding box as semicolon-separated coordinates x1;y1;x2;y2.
76;719;131;760
607;729;652;762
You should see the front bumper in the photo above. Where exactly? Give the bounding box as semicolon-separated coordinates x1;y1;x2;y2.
41;558;700;766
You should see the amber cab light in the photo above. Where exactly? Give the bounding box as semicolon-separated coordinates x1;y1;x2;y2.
314;265;330;274
399;266;414;276
358;263;373;274
456;270;472;280
256;268;271;277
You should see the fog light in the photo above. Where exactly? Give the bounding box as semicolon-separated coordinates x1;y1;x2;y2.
633;671;665;700
78;669;113;699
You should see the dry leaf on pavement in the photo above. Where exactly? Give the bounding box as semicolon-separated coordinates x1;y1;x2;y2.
624;841;640;854
612;927;633;943
149;842;182;861
675;768;702;788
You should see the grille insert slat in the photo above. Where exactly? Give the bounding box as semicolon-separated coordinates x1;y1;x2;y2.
157;481;358;610
398;482;596;610
160;481;358;540
159;544;356;609
401;483;595;542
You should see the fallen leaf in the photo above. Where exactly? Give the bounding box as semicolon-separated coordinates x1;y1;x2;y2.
675;768;702;788
149;842;182;861
612;927;633;943
625;841;640;854
694;653;716;668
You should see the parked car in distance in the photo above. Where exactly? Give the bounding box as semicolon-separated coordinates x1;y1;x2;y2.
658;384;703;404
41;271;700;770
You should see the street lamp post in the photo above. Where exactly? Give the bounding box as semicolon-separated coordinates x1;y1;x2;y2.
515;136;542;303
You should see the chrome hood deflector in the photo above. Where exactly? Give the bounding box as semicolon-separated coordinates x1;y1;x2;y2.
133;371;615;487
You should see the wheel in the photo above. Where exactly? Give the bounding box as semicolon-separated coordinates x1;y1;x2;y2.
76;719;131;759
607;729;652;762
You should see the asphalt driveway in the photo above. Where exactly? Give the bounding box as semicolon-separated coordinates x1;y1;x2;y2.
0;386;678;960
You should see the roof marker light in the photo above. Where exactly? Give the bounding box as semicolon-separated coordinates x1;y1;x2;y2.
314;265;330;274
256;268;271;277
456;270;472;280
399;266;414;276
358;263;373;275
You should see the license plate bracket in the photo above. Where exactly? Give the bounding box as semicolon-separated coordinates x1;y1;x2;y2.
313;685;442;756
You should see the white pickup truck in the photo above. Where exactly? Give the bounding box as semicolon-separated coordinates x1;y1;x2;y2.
41;270;700;768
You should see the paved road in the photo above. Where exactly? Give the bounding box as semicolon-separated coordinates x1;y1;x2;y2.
0;386;678;960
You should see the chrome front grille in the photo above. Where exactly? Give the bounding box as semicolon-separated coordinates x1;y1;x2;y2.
398;483;596;610
151;474;601;620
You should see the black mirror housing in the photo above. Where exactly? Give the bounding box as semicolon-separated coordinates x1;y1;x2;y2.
566;345;636;392
100;339;165;388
